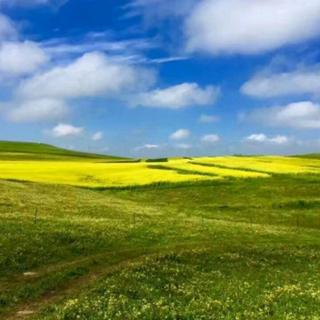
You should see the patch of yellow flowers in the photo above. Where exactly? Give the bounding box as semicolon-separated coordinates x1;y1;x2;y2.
0;161;215;188
163;159;270;178
196;156;320;174
0;155;320;187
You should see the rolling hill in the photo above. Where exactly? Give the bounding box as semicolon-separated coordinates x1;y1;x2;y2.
0;141;125;161
1;141;320;319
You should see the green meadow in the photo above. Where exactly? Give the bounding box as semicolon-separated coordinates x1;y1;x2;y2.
1;142;320;319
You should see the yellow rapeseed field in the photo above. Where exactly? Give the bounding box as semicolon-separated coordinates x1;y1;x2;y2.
164;159;270;178
0;160;216;188
195;156;320;174
0;156;320;188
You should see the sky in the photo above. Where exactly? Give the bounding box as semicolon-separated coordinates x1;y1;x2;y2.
1;0;320;157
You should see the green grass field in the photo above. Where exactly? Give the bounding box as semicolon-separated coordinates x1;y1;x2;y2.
1;142;320;319
0;141;126;161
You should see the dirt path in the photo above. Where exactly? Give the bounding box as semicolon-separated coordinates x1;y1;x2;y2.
4;242;211;320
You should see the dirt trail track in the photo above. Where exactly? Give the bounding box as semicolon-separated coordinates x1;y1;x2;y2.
4;242;211;320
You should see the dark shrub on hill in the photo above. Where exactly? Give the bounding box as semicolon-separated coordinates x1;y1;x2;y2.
146;158;168;163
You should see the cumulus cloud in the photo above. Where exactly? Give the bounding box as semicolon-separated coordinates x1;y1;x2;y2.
132;83;219;109
0;14;17;41
271;136;290;145
135;144;160;151
1;51;156;123
201;134;220;143
241;66;320;98
18;52;155;100
199;114;219;123
170;129;190;140
246;101;320;129
51;123;83;137
245;133;269;143
245;133;289;145
6;98;68;123
92;131;103;141
0;41;48;76
186;0;320;55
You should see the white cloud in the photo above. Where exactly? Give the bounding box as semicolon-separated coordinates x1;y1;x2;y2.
201;134;220;143
0;14;17;41
132;83;219;109
170;129;190;140
242;66;320;98
43;37;155;58
245;133;267;143
135;144;160;151
246;101;320;129
199;114;219;123
0;41;48;76
271;136;290;145
51;123;83;137
6;98;68;123
149;56;189;64
92;131;103;141
18;52;155;100
143;144;159;149
245;133;289;145
186;0;320;55
1;51;157;124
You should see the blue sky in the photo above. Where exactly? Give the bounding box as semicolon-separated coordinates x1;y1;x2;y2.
1;0;320;157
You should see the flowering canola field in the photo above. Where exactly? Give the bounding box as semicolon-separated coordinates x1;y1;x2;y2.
0;156;320;187
0;160;215;188
195;156;320;174
162;159;270;178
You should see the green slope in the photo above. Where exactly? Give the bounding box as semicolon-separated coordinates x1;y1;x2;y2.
0;141;125;161
293;153;320;160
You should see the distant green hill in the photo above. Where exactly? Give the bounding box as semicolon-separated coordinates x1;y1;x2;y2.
0;141;125;161
293;154;320;160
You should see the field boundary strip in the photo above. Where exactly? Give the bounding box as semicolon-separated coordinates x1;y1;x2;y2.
190;161;271;174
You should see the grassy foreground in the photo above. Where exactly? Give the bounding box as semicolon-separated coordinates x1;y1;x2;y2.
0;146;320;319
